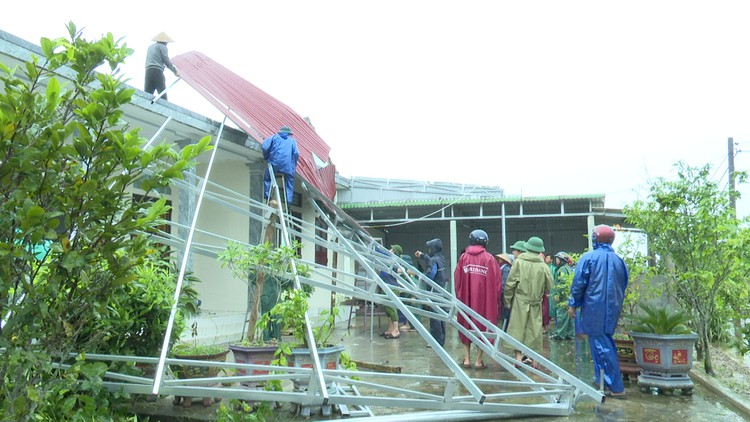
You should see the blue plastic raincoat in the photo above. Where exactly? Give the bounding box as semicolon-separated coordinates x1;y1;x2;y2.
568;242;629;336
568;241;629;393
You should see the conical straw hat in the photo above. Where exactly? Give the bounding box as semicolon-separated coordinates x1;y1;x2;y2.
152;32;174;43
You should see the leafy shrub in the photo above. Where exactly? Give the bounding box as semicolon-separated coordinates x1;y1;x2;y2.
0;23;210;419
629;303;692;335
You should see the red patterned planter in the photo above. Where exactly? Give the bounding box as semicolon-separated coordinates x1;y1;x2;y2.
288;344;344;418
630;331;698;393
228;344;278;388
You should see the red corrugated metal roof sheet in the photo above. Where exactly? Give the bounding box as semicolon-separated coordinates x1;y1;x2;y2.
172;51;336;200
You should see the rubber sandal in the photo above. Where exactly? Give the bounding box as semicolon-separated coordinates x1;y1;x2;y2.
605;391;627;400
384;333;400;339
474;361;488;370
459;361;472;369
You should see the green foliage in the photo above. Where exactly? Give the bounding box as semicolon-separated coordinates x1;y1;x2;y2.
0;23;211;419
218;240;309;343
4;352;136;421
629;303;693;335
339;351;358;375
551;253;578;311
624;161;750;374
257;287;345;376
216;399;272;421
257;288;339;349
80;257;200;358
171;343;227;357
614;230;661;329
219;240;309;281
739;323;750;356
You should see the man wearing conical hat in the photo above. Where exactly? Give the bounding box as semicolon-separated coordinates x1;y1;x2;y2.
145;32;178;101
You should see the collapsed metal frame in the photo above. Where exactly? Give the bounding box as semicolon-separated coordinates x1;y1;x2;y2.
78;115;607;419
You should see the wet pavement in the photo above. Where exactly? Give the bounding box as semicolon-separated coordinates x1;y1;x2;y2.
135;317;750;421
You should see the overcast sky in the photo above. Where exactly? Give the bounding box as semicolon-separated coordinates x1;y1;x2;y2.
4;1;750;217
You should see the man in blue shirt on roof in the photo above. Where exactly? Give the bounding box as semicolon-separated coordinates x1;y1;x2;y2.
262;126;300;206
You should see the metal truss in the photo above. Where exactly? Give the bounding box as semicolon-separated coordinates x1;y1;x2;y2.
88;120;604;418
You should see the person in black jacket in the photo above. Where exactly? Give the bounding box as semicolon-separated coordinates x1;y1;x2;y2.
415;238;446;347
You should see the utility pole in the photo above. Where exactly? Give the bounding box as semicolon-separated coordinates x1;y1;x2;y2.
728;137;736;217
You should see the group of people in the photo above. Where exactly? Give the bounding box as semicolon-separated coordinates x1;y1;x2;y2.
148;30;629;399
448;225;629;398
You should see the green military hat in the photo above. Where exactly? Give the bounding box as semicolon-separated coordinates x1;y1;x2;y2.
524;236;545;253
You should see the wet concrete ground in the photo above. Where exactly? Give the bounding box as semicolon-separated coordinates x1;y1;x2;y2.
136;317;750;421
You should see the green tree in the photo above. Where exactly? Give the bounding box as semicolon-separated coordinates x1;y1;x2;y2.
624;162;750;374
0;23;211;419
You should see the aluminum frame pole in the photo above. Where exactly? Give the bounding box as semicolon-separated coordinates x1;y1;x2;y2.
267;163;329;403
152;115;227;394
304;183;487;404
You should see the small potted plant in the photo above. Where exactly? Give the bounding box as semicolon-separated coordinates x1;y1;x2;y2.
218;241;302;344
170;321;230;407
629;302;698;394
257;288;350;418
218;241;309;389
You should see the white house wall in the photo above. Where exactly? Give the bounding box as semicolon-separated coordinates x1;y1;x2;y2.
192;159;253;314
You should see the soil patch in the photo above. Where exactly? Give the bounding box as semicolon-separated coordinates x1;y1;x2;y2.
709;345;750;398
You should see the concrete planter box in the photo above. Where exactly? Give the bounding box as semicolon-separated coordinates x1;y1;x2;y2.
228;344;278;389
171;348;230;407
630;331;698;393
288;344;345;417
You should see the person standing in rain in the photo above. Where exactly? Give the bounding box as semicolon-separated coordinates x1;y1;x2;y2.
494;253;513;329
568;225;629;399
415;238;446;347
509;240;526;260
262;126;300;206
550;251;575;340
504;236;552;368
455;230;501;369
144;32;178;100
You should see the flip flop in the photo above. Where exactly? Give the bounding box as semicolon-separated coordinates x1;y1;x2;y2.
384;333;400;339
459;361;472;369
605;391;627;400
474;361;488;370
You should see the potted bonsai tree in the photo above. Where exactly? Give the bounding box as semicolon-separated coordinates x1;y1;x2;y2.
629;302;698;395
218;241;304;344
217;240;308;389
257;287;349;418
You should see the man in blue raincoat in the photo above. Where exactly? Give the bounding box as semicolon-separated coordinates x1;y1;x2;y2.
568;225;629;398
262;126;300;205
